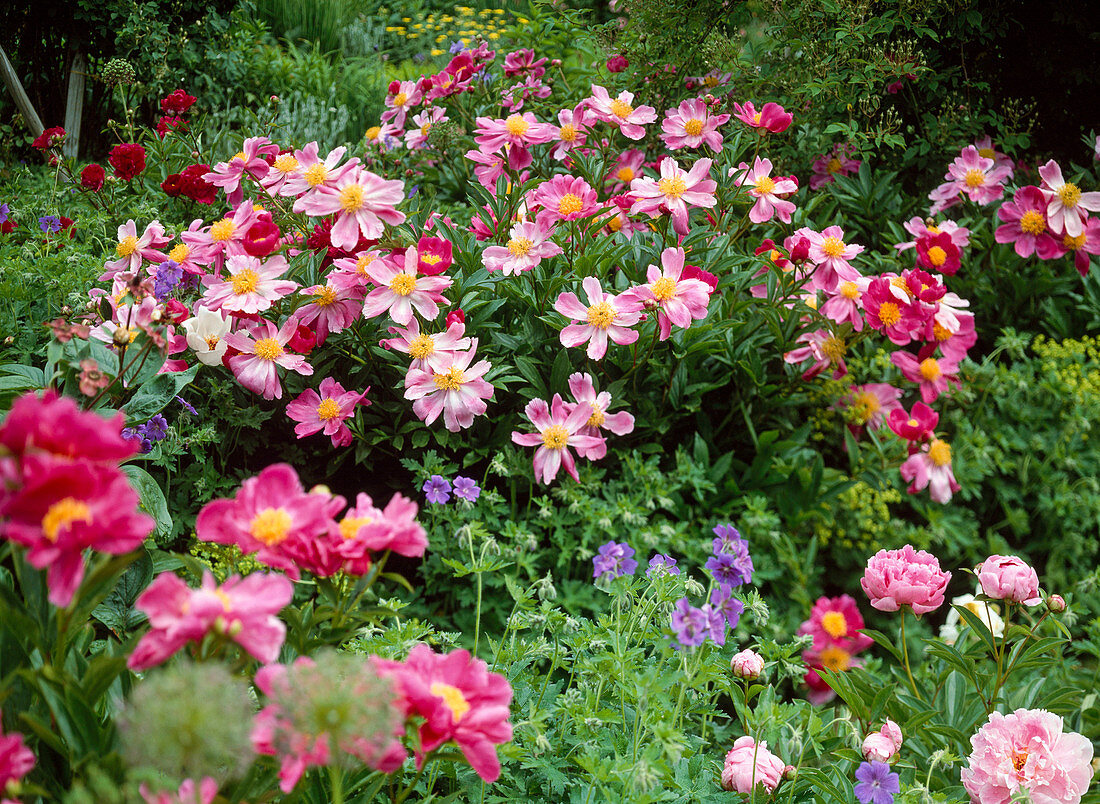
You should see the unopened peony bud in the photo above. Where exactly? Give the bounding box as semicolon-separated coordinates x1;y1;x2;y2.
1047;594;1066;613
730;649;764;680
783;765;797;780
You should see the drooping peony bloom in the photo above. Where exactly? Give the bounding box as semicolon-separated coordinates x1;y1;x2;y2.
1037;159;1100;239
1049;216;1100;276
627;246;712;340
481;220;562;275
961;709;1093;804
294;166;406;250
333;491;427;573
784;329;848;380
377;644;513;782
403;342;493;432
550;103;591;161
511;395;606;483
995;186;1061;259
292;281;362;345
861;545;951;614
554;276;644;359
128;570;293;671
224;318;314;401
661;98;729;151
731;101;793;133
731;157;799;224
586;84;657;140
201;254;297;315
285;377;369;448
630;155;717;235
195;463;335;579
721;736;785;793
361;248;452;326
977;555;1042;606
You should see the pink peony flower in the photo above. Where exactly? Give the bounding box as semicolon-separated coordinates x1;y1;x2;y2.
945;145;1012;206
732;157;799;224
0;389;138;466
140;777;218;804
1050;217;1100;276
0;716;36;794
895;216;971;252
473;112;555;171
626;246;712;340
528;174;600;227
382;318;472;373
550;103;591;161
511;395;606;483
961;708;1093;804
836;382;903;433
861;545;951;614
995;186;1061;259
820;278;870;331
784;329;848;380
281;143;358;200
202;136;278;207
564;372;634;457
195;463;335;579
629;156;717;235
863;277;924;345
730;649;765;680
977;555;1042;606
376;644;513;782
1038;159;1100;238
503;48;547;79
224;318;314;401
292;281;362;345
404;107;447;150
586;84;657;140
862;720;903;763
721;736;785;793
798;594;874;654
294;166;406;250
333;491;427;573
128;570;293;670
481;220;562;275
731;101;792;133
180;200;261;273
403;342;494;432
810;143;861;190
891;351;960;404
200;253;297;315
661;98;729;152
803;225;864;292
554;276;644;359
285;377;369;448
361;249;452;326
101;219;170;280
916;230;962;275
380;79;423;129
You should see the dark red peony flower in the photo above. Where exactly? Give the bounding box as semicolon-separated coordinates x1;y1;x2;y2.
160;89;197;115
32;126;66;150
80;163;106;191
108;143;147;181
180;163;217;204
606;54;629;73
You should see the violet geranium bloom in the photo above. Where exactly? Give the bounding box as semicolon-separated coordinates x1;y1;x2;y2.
128;570;293;671
554;276;643;359
285;377;369;448
593;540;637;580
511;395;606;484
630;156;717;235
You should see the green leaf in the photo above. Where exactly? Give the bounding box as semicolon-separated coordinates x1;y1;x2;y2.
121;465;173;542
123;365;198;423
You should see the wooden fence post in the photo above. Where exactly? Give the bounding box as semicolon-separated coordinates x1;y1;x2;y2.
0;44;44;140
63;51;85;159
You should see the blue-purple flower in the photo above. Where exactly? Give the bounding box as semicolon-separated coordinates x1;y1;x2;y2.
153;259;184;301
122;414;170;453
706;551;752;587
670;598;708;649
453;476;481;502
176;395;198;416
854;761;900;804
38;215;61;233
423;474;451;504
710;585;745;628
646;553;680;577
0;202;9;224
449;40;466;54
592;540;637;580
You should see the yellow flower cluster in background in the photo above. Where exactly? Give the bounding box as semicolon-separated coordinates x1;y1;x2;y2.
384;6;528;58
813;481;905;552
1031;334;1100;402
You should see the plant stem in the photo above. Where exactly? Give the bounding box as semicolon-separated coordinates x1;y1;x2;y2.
899;607;922;700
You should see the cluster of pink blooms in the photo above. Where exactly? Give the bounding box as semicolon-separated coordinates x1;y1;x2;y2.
796;594;873;704
0;391;153;607
511;372;634;483
862;720;903;763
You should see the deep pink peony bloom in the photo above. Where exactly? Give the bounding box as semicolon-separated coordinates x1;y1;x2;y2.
731;101;792;133
377;644;513;782
292;281;362;345
798;594;873;654
473;112;555;171
554;276;644;359
334;491;427;573
528;174;600;227
888;400;939;443
0;389;137;466
195;463;335;579
629;156;717;235
810;143;861;189
995;186;1061;259
550;104;591;161
0;716;36;794
625;246;712;340
891;351;960;404
201;253;297;315
285;377;369;448
202;136;278;207
977;555;1042;606
381;80;422;129
961;709;1093;804
731;157;799;224
128;570;293;670
784;329;848;380
721;736;785;793
403;342;493;432
224;318;314;401
916;230;962;275
511;395;606;483
861;545;951;614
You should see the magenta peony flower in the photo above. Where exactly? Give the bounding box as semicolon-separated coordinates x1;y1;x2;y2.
731;101;793;133
977;555;1042;606
721;736;785;793
586;84;657;140
285;377;369;448
511;395;606;483
861;545;951;615
0;716;36;795
962;709;1093;804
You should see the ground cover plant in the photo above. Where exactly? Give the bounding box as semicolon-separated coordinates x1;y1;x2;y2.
0;0;1098;802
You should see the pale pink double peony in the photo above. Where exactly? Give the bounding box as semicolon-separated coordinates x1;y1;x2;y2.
861;545;951;615
730;649;765;680
962;708;1093;804
977;555;1042;606
721;736;785;793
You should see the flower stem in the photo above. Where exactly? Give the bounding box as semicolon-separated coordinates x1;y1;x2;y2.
899;607;922;700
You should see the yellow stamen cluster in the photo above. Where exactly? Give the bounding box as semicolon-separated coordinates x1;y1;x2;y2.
316;399;341;420
650;276;677;301
558;124;577;142
505;114;530;137
820;236;846;258
1019;210;1046;235
1057;183;1082;208
821;610;848;638
755;176;776;195
340;185;365;212
430;682;471;723
507;237;533;257
409;334;435;358
926;246;947;267
586;301;615;329
116;235;139;257
210;218;235;242
303;163;328;186
821;336;846;363
389;274;417;296
616;167;635;182
558;193;584;216
610;99;633;118
928;438;952;466
657;176;687;199
964;169;986;188
313;286;338;306
839;281;860;300
339;515;372;540
42;498;92;543
541;424;569;449
433;367;465;390
253;338;284;361
586;406;605;428
169;243;190;263
250;508;292;545
683;118;704;136
231;269;260;295
919;358;942;381
273;154;299;173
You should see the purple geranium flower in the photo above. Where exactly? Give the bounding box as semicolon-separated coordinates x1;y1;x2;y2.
854;761;900;804
176;396;198;416
453;476;481;502
712;523;742;553
710;585;745;628
154;259;184;301
670;598;708;649
705;550;752;587
592;540;637;580
142;414;169;442
699;603;726;646
449;40;466;54
0;202;9;224
423;474;451;504
646;554;680;577
39;215;61;233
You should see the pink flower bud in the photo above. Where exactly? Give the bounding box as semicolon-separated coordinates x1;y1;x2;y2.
730;649;765;680
977;555;1041;606
1047;594;1066;613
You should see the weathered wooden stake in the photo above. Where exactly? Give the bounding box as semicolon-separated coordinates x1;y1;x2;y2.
63;51;85;159
0;44;44;140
